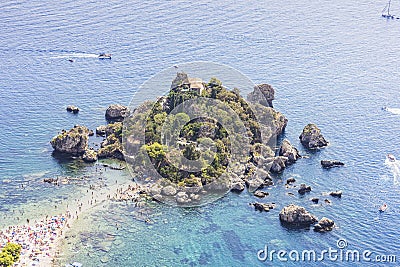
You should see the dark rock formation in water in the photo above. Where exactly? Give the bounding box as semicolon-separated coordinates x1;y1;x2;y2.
321;160;344;168
286;177;296;184
313;217;335;232
279;204;318;226
66;105;79;114
329;190;342;198
50;125;89;156
105;104;129;122
299;123;328;149
279;139;301;164
298;183;312;195
250;202;275;212
311;197;319;204
253;190;269;198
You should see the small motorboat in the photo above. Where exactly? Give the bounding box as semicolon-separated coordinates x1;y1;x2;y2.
98;53;112;59
65;262;83;267
387;154;396;162
379;203;388;212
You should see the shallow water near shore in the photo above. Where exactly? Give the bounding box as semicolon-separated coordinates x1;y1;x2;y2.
1;0;400;266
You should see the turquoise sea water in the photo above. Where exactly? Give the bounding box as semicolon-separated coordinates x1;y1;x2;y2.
1;0;400;266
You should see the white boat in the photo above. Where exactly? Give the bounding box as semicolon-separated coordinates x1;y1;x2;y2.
98;53;112;59
379;203;388;212
387;154;396;162
65;263;83;267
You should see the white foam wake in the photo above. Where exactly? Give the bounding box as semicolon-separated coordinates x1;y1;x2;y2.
51;53;99;59
386;107;400;115
384;158;400;185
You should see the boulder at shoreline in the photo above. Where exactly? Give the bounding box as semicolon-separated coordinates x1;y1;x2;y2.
82;149;98;163
279;139;301;164
50;125;89;156
299;123;328;149
105;104;129;122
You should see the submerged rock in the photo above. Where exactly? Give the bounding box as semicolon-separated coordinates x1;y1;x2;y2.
279;204;318;226
105;104;129;122
299;123;328;149
314;217;335;232
66;105;79;114
50;125;89;156
250;202;275;212
321;160;344;168
279;139;301;164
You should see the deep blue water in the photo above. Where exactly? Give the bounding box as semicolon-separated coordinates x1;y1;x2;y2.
1;0;400;266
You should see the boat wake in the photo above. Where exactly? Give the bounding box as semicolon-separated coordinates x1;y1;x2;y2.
51;53;100;59
384;156;400;185
382;107;400;115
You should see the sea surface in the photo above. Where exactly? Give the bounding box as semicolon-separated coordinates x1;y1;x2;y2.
1;0;400;266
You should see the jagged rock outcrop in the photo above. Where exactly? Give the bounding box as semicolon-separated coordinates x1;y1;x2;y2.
96;125;107;136
105;122;122;136
98;136;124;160
82;149;98;163
329;190;342;198
247;84;275;108
270;156;288;173
321;160;344;168
105;104;129;122
311;197;319;204
254;190;269;198
250;202;275;212
299;123;328;149
66;105;79;114
314;217;335;232
279;139;301;164
279;204;318;226
298;184;312;195
245;168;273;192
286;177;296;184
50;125;89;156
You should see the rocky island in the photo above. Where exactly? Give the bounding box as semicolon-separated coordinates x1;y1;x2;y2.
49;72;340;233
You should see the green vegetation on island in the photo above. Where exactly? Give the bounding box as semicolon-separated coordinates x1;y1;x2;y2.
0;243;21;267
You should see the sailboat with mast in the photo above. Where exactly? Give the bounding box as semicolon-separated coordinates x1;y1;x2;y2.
382;0;395;19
